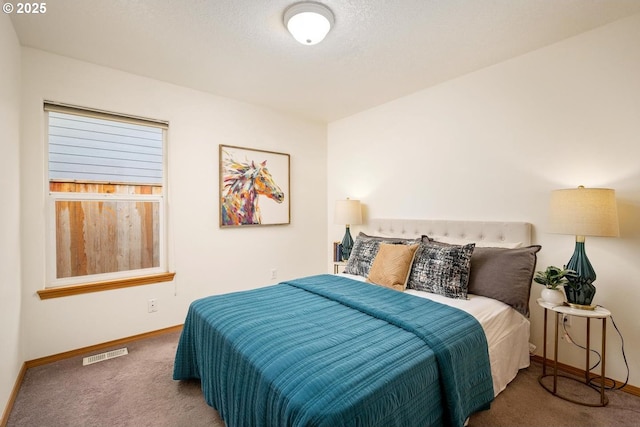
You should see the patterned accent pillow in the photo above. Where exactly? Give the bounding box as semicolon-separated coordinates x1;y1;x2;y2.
344;232;419;277
407;242;476;299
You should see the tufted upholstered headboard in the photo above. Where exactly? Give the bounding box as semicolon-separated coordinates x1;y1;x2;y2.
363;219;532;247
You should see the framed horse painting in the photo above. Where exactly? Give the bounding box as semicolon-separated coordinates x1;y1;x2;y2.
219;145;290;227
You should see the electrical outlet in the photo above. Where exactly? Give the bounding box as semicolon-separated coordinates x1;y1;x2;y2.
270;268;277;280
562;314;571;327
148;298;158;313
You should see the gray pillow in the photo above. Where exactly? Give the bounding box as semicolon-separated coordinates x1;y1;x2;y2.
344;232;419;277
407;242;476;299
467;245;542;317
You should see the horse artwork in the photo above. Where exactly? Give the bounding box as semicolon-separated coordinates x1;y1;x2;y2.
220;145;289;227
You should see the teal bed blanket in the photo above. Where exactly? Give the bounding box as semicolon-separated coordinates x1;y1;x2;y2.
173;274;493;427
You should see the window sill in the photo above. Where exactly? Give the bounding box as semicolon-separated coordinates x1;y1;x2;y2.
37;272;176;300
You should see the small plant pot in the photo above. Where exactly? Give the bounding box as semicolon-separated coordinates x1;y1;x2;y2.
541;288;565;305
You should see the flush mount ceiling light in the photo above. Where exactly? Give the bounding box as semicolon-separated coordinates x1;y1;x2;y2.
284;2;334;45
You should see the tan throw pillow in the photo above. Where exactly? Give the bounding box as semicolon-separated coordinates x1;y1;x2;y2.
367;243;420;291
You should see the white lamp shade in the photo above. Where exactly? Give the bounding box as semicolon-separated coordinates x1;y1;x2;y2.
549;187;619;237
284;2;334;45
334;199;362;225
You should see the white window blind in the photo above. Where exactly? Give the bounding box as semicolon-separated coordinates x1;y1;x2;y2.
48;111;164;185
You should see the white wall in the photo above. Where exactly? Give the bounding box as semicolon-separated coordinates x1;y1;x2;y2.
0;14;23;417
328;14;640;388
20;48;327;360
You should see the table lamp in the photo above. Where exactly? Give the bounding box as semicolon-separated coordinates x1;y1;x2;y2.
548;186;619;309
334;199;362;261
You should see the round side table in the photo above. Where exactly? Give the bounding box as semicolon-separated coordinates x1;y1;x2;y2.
537;298;611;406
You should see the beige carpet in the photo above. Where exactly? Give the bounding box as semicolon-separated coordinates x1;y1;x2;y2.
7;330;640;426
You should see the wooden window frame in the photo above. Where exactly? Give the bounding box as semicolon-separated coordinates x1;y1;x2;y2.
37;272;176;299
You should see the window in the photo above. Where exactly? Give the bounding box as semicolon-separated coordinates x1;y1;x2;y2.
41;103;173;299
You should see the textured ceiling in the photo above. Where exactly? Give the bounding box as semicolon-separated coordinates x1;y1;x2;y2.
9;0;640;122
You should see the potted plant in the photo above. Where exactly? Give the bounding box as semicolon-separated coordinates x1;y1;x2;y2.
534;266;578;305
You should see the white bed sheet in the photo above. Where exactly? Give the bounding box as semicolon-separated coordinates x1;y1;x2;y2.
340;273;530;396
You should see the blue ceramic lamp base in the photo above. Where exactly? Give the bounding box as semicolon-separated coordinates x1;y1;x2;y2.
564;238;597;310
341;225;354;261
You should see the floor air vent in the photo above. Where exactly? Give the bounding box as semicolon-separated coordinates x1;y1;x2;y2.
83;347;129;366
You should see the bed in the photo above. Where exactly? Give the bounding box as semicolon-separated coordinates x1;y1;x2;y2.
174;219;539;427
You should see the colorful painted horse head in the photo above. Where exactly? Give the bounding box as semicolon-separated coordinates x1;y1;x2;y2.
221;151;285;225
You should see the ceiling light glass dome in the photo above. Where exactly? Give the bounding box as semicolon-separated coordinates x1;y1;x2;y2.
284;2;335;45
